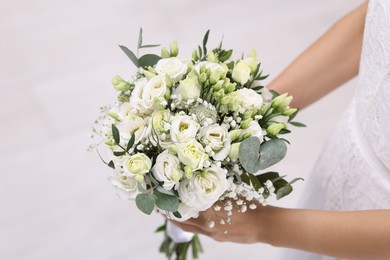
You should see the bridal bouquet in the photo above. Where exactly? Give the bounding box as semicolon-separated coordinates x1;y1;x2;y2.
92;29;304;259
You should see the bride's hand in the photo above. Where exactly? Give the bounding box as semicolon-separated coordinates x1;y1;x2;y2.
171;200;271;244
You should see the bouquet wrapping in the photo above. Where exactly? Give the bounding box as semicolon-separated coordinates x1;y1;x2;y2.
91;29;304;259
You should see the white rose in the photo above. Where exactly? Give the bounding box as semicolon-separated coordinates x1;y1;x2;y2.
174;75;201;100
152;151;182;190
116;114;149;146
178;167;229;211
122;153;152;182
155;57;187;83
170;115;200;143
198;124;231;161
176;140;207;171
241;121;264;140
232;61;251;85
236;88;263;110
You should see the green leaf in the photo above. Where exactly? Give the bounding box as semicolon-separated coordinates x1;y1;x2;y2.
256;171;280;184
276;184;293;200
198;45;203;58
289;121;306;127
240;172;250;185
138;27;143;49
257;139;287;170
278;128;291;135
289;177;304;185
240;137;288;173
202;30;210;56
139;44;160;49
256;74;269;80
155;224;166;233
113;151;126;156
252;86;264;91
249;173;261;191
239;136;262;173
154;189;179;212
173;211;182;219
288;109;299;121
227;61;234;69
111;124;120;144
135;193;155;215
269;89;280;98
156;186;175;196
126;133;135;151
108;160;115;169
138;54;161;68
118;45;139;67
219;49;233;62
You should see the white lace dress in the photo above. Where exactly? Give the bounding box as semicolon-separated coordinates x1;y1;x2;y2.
279;0;390;259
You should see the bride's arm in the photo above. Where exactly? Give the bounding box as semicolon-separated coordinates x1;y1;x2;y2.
268;1;368;109
173;206;390;259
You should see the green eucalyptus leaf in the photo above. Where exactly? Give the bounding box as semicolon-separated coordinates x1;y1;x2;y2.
138;54;161;68
156;186;175;196
239;136;262;173
276;184;293;200
257;139;287;170
256;74;269;80
111;124;120;144
126;133;135;151
118;45;139;67
135;193;155;215
154;189;179;212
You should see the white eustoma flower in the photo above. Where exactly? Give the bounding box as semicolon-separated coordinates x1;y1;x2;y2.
170;115;200;143
194;61;227;75
109;170;142;200
129;78;152;115
232;61;251;85
122;153;152;182
176;139;207;171
235;88;263;110
152;151;182;190
173;75;201;100
116;114;149;145
178;167;229;212
198;124;231;161
155;57;187;83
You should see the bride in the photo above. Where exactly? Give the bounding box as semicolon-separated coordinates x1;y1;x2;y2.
172;1;390;259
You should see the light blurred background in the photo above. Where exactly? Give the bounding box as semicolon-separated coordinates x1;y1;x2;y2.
1;0;364;259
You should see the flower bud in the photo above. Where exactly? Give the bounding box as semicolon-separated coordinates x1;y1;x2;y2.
108;112;121;121
165;74;173;88
271;93;293;112
199;72;208;83
184;166;193;179
161;47;170;58
225;83;236;93
168;144;178;155
229;129;242;142
135;174;144;183
112;76;131;91
143;70;156;80
212;80;224;91
118;94;130;103
240;119;252;129
241;132;252;140
283;108;298;116
210;70;221;85
170;40;179;57
229;142;241;160
207;51;217;63
192;49;199;61
266;123;285;136
171;169;182;182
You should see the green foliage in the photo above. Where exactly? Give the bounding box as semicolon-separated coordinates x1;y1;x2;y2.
154;189;179;212
126;133;135;151
119;45;139;67
111;124;120;144
135;193;156;215
138;54;161;68
239;137;287;173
